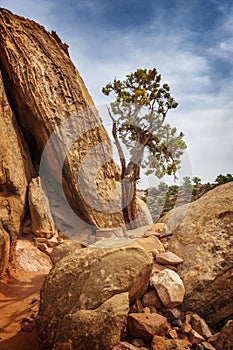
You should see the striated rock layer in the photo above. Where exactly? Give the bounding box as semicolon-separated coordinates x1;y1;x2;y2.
0;8;125;246
160;182;233;330
0;69;34;276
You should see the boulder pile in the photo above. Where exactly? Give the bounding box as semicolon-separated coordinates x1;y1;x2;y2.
36;222;232;350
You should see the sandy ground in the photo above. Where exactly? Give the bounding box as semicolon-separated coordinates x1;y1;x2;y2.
0;269;47;350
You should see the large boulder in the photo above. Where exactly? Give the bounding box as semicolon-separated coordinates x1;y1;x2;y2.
0;8;125;244
159;182;233;330
37;245;153;349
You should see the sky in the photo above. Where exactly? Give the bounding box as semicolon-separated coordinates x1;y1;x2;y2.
1;0;233;186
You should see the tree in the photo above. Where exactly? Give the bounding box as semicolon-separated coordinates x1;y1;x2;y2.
215;173;233;185
102;68;186;228
192;176;201;185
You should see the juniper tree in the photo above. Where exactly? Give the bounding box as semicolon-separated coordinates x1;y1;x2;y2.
102;68;186;228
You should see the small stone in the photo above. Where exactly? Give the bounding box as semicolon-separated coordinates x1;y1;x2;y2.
160;307;184;322
131;338;145;347
156;251;183;265
181;323;192;334
202;341;216;350
171;318;183;328
151;223;168;233
132;235;165;257
189;329;205;344
151;269;185;307
142;290;162;308
127;312;169;341
151;335;166;350
167;329;178;339
130;299;144;313
191;313;213;339
142;307;151;314
165;338;191;349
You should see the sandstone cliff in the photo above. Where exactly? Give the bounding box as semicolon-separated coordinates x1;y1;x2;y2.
0;8;126;277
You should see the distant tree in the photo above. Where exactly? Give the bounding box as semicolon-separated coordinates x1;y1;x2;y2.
102;68;186;227
192;176;201;185
215;173;233;185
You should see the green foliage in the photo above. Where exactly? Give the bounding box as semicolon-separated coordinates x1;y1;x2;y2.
192;176;201;185
215;173;233;185
102;68;187;180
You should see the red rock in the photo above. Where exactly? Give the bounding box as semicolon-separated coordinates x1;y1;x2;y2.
165;338;191;349
189;329;205;344
156;251;183;265
127;312;169;341
190;313;213;339
142;290;162;308
167;329;178;339
151;335;166;350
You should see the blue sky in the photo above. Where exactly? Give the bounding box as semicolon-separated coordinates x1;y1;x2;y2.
1;0;233;184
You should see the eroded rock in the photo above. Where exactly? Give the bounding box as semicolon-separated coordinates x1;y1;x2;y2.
37;245;153;349
159;182;233;330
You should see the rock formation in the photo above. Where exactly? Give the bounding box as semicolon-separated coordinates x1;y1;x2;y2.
37;245;153;349
0;69;34;277
0;7;146;278
159;182;233;330
0;8;127;250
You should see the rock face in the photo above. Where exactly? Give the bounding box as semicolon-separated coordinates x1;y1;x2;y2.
0;8;125;247
159;182;233;330
0;69;34;277
37;245;153;349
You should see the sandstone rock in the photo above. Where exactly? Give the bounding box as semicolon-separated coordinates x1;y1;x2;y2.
151;268;185;307
0;8;125;246
127;312;169;341
131;235;165;257
142;290;162;308
167;329;178;339
201;341;216;350
37;246;152;349
16;239;52;272
151;223;168;233
28;177;58;238
215;320;233;350
159;182;233;330
189;329;205;344
190;313;213;339
0;70;34;277
57;293;129;350
164;338;191;349
130;197;153;229
50;240;83;264
130;299;144;313
156;251;183;265
151;335;166;350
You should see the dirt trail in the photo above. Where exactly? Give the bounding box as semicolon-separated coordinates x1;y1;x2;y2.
0;269;47;350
